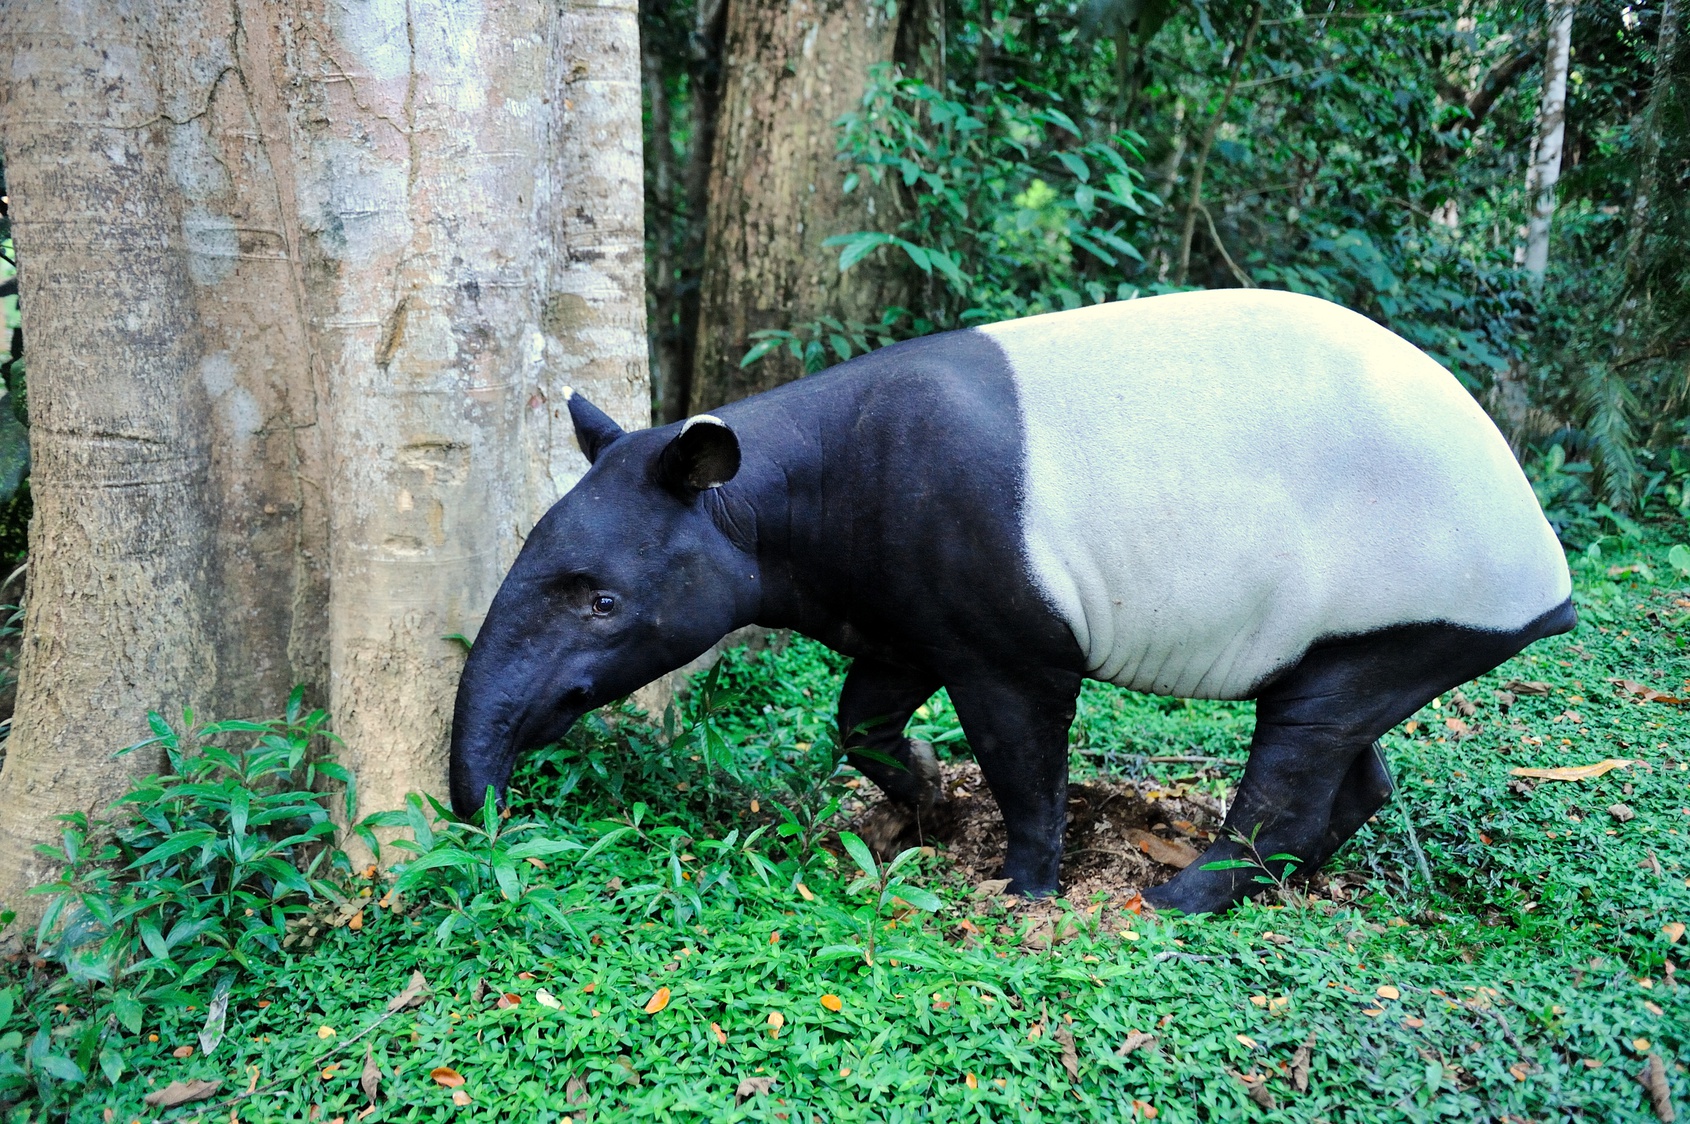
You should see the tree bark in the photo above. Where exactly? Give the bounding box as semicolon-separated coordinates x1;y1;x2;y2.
1522;0;1575;287
689;0;936;413
0;0;219;911
0;0;648;921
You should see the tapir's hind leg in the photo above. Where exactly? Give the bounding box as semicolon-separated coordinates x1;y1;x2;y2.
1144;600;1575;915
1299;741;1395;875
837;658;943;812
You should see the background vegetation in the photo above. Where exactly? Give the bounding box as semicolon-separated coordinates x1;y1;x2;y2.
646;0;1690;515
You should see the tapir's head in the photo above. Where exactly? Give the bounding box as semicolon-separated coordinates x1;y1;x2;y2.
448;392;752;817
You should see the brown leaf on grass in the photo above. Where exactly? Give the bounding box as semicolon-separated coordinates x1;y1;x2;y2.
496;992;521;1009
1449;689;1477;717
1638;1053;1676;1122
644;987;671;1014
1502;679;1551;696
1116;1031;1156;1057
361;1045;381;1104
1443;716;1473;737
1054;1022;1079;1082
385;970;432;1013
451;1089;472;1106
1664;922;1685;944
1494;690;1517;711
171;1045;193;1059
1610;803;1637;823
1509;759;1641;782
566;1074;589;1105
1124;828;1200;869
735;1076;776;1102
1291;1034;1315;1093
1236;1072;1277;1110
430;1067;465;1089
711;1022;728;1045
1613;679;1690;706
143;1079;222;1108
974;878;1012;898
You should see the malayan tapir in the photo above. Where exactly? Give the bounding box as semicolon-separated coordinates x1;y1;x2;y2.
449;289;1573;914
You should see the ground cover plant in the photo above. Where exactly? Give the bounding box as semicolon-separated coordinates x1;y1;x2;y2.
2;530;1687;1122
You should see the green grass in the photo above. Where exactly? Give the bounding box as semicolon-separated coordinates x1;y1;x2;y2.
4;534;1688;1123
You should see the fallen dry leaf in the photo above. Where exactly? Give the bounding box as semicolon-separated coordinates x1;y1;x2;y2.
1614;679;1690;706
1131;1098;1159;1119
1509;759;1641;782
143;1079;222;1108
171;1045;193;1059
974;878;1012;898
1664;922;1685;944
1125;828;1200;869
736;1076;776;1102
1377;985;1400;1000
361;1045;380;1104
644;987;671;1014
1055;1022;1079;1082
820;994;843;1012
1404;1017;1425;1029
1291;1034;1315;1092
1237;1072;1277;1110
965;1072;978;1089
796;882;814;902
711;1022;728;1045
451;1089;472;1106
1510;1062;1531;1082
1610;803;1637;823
496;992;521;1010
1638;1053;1675;1122
1117;1031;1156;1057
767;1010;784;1037
1444;716;1472;737
1502;679;1552;696
347;909;364;931
535;988;561;1009
430;1066;465;1089
1236;1034;1258;1049
385;970;432;1013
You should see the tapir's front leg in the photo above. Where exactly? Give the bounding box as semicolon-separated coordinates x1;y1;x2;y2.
946;668;1082;896
837;658;943;811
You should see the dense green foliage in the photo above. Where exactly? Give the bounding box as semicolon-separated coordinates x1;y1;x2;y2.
646;0;1690;507
5;531;1687;1120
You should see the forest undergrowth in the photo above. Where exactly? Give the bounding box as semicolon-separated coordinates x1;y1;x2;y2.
2;530;1687;1123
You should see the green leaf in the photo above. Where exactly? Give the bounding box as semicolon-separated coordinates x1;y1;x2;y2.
739;336;787;369
1057;152;1090;183
1668;543;1690;577
889;884;942;912
393;847;481;892
128;830;217;870
839;832;879;880
1199;859;1259;871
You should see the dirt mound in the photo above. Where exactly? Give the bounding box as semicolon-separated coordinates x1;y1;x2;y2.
843;761;1229;905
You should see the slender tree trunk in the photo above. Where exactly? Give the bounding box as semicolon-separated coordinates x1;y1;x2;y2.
1621;0;1680;290
1522;0;1575;287
689;0;936;412
1175;2;1262;287
0;0;649;921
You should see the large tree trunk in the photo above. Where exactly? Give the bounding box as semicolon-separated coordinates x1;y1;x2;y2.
0;0;220;907
1522;0;1575;286
689;0;939;412
0;0;647;922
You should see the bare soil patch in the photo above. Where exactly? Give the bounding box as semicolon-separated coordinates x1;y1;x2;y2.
840;762;1232;921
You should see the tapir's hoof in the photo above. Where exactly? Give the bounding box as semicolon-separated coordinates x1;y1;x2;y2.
906;739;941;812
1141;872;1244;916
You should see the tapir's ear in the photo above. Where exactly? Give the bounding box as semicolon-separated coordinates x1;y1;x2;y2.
654;415;741;495
566;388;625;464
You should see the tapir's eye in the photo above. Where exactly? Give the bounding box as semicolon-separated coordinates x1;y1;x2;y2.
591;593;617;616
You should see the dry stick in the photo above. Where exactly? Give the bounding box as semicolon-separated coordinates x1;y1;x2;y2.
1198;201;1255;288
1174;2;1264;286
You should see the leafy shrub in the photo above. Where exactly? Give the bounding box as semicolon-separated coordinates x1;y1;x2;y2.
12;690;351;1096
742;66;1159;370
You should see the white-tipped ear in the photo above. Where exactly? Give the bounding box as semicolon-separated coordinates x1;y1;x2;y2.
656;415;741;494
